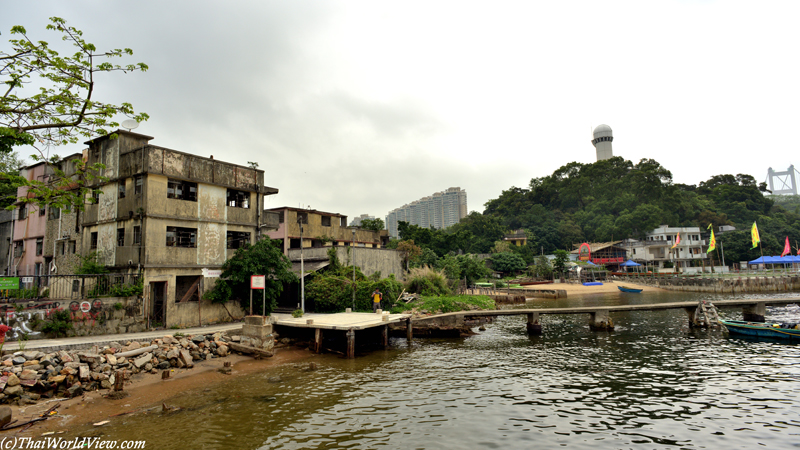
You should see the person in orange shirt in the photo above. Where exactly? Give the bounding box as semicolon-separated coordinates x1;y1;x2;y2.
372;289;383;313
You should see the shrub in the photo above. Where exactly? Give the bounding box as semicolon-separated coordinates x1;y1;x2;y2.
404;266;451;296
292;309;304;318
306;271;404;313
42;309;73;338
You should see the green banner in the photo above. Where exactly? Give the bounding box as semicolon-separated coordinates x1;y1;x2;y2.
0;278;20;290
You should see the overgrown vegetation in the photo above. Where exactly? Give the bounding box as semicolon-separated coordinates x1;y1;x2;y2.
77;252;109;274
390;295;495;314
203;238;296;315
41;309;72;338
404;266;451;296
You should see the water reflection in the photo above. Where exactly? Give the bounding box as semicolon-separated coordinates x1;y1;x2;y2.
68;291;800;449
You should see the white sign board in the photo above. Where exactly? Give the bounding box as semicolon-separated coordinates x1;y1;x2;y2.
202;268;222;278
251;275;266;290
21;277;33;284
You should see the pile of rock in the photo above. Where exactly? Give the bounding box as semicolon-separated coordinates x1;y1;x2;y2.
0;331;238;405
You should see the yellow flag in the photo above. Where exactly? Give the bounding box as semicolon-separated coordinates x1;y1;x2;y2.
751;222;760;249
707;230;716;253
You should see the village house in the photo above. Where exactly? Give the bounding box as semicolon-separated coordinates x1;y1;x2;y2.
79;130;280;327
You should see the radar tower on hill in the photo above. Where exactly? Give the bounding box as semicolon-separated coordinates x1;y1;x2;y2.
592;124;613;161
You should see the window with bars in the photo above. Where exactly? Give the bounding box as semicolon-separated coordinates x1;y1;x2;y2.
90;232;98;250
166;226;197;248
117;228;125;247
278;211;284;223
226;189;250;208
133;226;141;245
227;231;251;249
167;179;197;202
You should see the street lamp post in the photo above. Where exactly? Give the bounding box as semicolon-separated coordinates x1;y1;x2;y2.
300;218;305;313
352;229;356;310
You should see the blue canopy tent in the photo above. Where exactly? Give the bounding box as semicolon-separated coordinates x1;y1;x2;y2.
620;260;641;272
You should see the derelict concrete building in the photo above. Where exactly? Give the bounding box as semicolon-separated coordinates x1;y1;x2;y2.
81;130;280;328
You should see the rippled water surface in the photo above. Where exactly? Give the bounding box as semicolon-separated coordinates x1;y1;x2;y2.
72;291;800;449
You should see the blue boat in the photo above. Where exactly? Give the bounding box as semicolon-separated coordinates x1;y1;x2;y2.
720;320;800;341
582;282;603;286
617;285;642;293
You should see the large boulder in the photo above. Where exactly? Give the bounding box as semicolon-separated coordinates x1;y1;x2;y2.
0;406;11;428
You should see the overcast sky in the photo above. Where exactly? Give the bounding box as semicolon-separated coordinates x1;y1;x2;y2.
4;1;799;221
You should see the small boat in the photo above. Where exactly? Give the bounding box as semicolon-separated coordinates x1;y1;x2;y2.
720;320;800;341
518;280;554;286
582;282;603;286
618;286;643;293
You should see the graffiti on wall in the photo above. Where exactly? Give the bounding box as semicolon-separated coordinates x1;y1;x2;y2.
0;300;62;340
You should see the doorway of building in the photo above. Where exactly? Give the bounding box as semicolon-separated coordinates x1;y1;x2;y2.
150;281;167;327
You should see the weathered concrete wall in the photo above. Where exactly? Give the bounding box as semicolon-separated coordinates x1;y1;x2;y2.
620;274;800;294
44;209;82;275
287;247;404;280
0;210;13;275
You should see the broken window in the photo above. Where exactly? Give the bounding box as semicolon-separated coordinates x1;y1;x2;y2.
39;206;46;216
57;242;64;255
90;232;98;250
117;228;125;247
297;212;308;224
92;190;100;204
13;241;23;257
134;176;143;195
278;211;284;223
321;216;331;227
289;238;301;249
68;241;76;254
340;217;347;227
118;182;126;199
166;226;197;248
175;276;200;302
36;238;43;256
133;226;141;245
227;231;251;249
167;179;198;202
226;189;250;208
17;206;26;220
49;207;60;220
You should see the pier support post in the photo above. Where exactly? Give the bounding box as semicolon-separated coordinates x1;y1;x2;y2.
684;307;699;327
589;310;614;331
406;318;413;341
526;312;542;335
314;328;323;354
346;328;355;359
382;325;389;349
742;302;766;322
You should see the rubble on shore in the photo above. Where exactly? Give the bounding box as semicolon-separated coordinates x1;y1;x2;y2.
0;331;266;406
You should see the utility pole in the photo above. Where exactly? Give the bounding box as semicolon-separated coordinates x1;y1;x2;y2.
300;217;305;313
352;229;356;309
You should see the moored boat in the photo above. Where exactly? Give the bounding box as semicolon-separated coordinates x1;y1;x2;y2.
618;285;643;293
720;320;800;341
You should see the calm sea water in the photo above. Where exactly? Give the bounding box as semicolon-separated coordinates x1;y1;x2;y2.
69;291;800;449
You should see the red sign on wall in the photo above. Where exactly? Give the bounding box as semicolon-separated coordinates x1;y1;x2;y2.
578;243;591;261
251;275;266;290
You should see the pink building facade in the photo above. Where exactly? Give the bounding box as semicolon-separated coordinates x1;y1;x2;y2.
10;162;50;276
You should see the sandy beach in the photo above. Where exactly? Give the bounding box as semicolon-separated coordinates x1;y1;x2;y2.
6;279;661;437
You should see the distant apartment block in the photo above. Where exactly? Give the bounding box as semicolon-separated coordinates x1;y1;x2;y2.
349;214;375;227
385;187;467;238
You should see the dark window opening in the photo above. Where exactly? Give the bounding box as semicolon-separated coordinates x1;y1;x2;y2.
175;276;200;302
297;212;308;224
36;238;43;256
117;228;125;247
118;182;126;199
92;190;100;204
227;231;251;249
166;226;197;248
39;206;46;216
68;241;76;254
167;179;198;202
278;211;284;223
49;207;60;220
13;241;23;257
133;226;141;245
17;206;26;220
340;217;347;227
57;242;64;255
134;176;143;195
90;232;98;250
321;216;331;227
227;189;250;208
72;280;80;293
289;238;301;249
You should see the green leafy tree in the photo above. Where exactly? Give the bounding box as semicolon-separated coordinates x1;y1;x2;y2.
490;252;527;275
532;255;553;279
552;250;570;280
359;217;384;232
1;17;148;211
203;238;296;315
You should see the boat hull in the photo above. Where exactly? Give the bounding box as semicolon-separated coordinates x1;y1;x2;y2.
618;286;642;293
720;320;800;341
